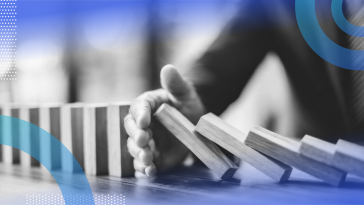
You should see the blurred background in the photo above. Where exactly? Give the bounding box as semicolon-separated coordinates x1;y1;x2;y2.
0;0;296;137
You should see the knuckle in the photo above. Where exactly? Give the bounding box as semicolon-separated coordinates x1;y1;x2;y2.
133;160;141;171
134;131;144;144
124;114;133;124
131;98;151;114
135;132;150;147
139;91;154;99
140;149;153;164
138;92;157;110
134;133;143;142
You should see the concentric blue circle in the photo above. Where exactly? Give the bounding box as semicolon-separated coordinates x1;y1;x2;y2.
296;0;364;70
331;0;364;37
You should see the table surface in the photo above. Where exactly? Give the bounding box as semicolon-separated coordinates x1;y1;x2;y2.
1;162;364;205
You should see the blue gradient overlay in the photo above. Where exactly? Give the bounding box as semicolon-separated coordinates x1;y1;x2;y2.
9;0;364;204
0;115;95;205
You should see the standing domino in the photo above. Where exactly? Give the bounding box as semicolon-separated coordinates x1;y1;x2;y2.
84;104;109;175
39;104;62;170
61;103;85;172
107;102;134;177
1;105;14;164
19;105;40;167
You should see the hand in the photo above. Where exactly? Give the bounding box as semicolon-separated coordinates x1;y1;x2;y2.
124;64;206;177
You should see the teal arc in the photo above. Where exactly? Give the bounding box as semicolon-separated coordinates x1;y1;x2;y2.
295;0;364;70
0;115;95;205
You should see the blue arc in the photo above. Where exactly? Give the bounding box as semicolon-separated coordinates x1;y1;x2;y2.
295;0;364;70
0;115;95;205
332;0;364;37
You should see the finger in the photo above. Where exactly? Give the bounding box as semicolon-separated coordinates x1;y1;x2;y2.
127;137;153;165
124;114;150;147
148;138;160;158
160;64;193;101
133;159;147;175
129;98;151;129
129;90;169;129
145;163;157;177
148;135;155;152
135;171;148;178
134;160;156;177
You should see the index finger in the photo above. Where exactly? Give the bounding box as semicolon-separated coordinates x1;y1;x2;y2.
129;89;169;129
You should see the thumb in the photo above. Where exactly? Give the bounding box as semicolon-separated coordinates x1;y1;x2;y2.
160;64;193;101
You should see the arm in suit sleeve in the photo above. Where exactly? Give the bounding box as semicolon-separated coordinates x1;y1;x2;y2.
185;1;273;116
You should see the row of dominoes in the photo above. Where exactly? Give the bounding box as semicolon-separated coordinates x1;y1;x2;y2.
154;103;364;186
1;102;363;186
0;102;134;177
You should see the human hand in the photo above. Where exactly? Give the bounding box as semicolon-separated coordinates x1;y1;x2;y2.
124;64;205;177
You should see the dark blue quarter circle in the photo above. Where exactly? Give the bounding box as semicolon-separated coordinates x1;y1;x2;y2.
0;115;95;205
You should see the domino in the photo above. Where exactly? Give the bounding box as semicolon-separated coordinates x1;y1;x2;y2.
245;126;346;186
28;107;41;166
39;104;62;170
19;106;31;167
154;104;238;180
19;105;40;167
61;103;85;172
0;107;2;162
1;105;15;164
196;113;292;182
299;135;338;166
333;139;364;178
84;104;109;175
10;107;21;164
107;102;134;177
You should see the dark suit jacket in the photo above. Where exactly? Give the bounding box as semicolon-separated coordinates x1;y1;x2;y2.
189;0;359;142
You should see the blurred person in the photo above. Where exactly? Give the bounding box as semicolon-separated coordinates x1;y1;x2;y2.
124;0;364;176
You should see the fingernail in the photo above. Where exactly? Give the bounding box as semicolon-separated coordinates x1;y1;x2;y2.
145;166;157;177
148;138;155;151
137;110;149;129
135;130;149;147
